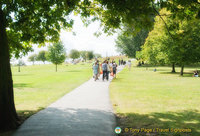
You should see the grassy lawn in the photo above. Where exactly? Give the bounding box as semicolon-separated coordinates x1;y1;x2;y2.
110;65;200;136
12;63;92;121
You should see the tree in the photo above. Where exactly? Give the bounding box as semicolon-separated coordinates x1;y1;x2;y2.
1;0;199;130
47;42;66;72
94;53;102;59
0;0;78;129
80;51;87;62
175;19;200;75
69;49;80;61
36;51;47;64
115;29;149;58
142;9;200;75
17;60;26;72
28;54;37;65
136;51;145;66
87;51;94;60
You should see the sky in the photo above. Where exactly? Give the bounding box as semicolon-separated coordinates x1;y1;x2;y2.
16;15;119;65
60;16;119;57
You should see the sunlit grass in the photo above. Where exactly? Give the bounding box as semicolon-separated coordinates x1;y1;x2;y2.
110;65;200;136
12;63;92;115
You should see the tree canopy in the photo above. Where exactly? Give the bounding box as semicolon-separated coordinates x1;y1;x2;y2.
116;29;149;58
36;50;47;64
1;0;200;130
87;51;94;60
47;42;66;72
141;9;200;75
28;54;37;65
69;49;80;61
80;51;87;62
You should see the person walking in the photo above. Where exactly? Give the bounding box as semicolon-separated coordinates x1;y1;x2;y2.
121;59;123;65
107;61;111;80
112;61;117;78
127;60;132;71
93;61;99;81
102;60;108;81
118;59;121;66
96;60;100;80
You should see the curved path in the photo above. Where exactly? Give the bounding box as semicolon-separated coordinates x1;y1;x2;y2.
13;66;124;136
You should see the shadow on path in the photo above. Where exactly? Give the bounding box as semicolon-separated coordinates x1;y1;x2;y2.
13;107;116;136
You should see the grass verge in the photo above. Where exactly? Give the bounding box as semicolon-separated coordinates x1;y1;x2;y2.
110;66;200;136
1;63;92;136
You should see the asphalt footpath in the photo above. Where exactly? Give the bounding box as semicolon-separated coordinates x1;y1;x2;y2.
13;66;124;136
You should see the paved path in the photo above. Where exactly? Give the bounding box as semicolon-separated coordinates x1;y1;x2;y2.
13;66;124;136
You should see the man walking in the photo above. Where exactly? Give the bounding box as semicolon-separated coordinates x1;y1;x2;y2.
102;60;108;81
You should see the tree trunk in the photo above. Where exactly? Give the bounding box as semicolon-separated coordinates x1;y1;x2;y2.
56;64;57;72
0;9;20;130
180;65;184;76
171;63;176;73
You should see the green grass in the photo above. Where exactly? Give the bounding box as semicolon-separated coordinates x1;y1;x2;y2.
12;63;92;119
110;66;200;136
1;63;92;136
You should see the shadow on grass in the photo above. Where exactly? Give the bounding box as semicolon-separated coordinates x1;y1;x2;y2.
17;107;45;123
0;107;44;136
13;74;33;77
66;70;81;72
112;77;124;82
13;83;32;89
116;110;200;136
159;72;195;78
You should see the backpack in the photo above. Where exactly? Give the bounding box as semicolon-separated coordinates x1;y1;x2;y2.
102;63;107;71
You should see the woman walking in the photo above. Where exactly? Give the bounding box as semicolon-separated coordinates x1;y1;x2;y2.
112;61;117;78
127;60;132;71
93;61;99;81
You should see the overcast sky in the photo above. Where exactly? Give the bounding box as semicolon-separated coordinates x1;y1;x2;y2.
17;15;119;64
60;16;119;57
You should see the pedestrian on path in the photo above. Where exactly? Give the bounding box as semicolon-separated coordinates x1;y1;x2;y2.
107;61;111;80
93;61;99;81
127;60;132;71
96;60;100;80
121;59;123;65
112;61;117;78
102;60;108;81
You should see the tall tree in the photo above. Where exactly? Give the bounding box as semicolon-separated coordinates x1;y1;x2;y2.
69;49;80;61
80;51;87;62
47;42;66;72
115;29;149;58
17;60;26;73
28;54;37;65
36;51;47;64
87;51;94;60
142;9;200;75
1;0;199;130
0;0;78;129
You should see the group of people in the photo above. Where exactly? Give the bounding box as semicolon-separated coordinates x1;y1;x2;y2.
92;59;118;81
193;70;199;77
118;59;126;66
